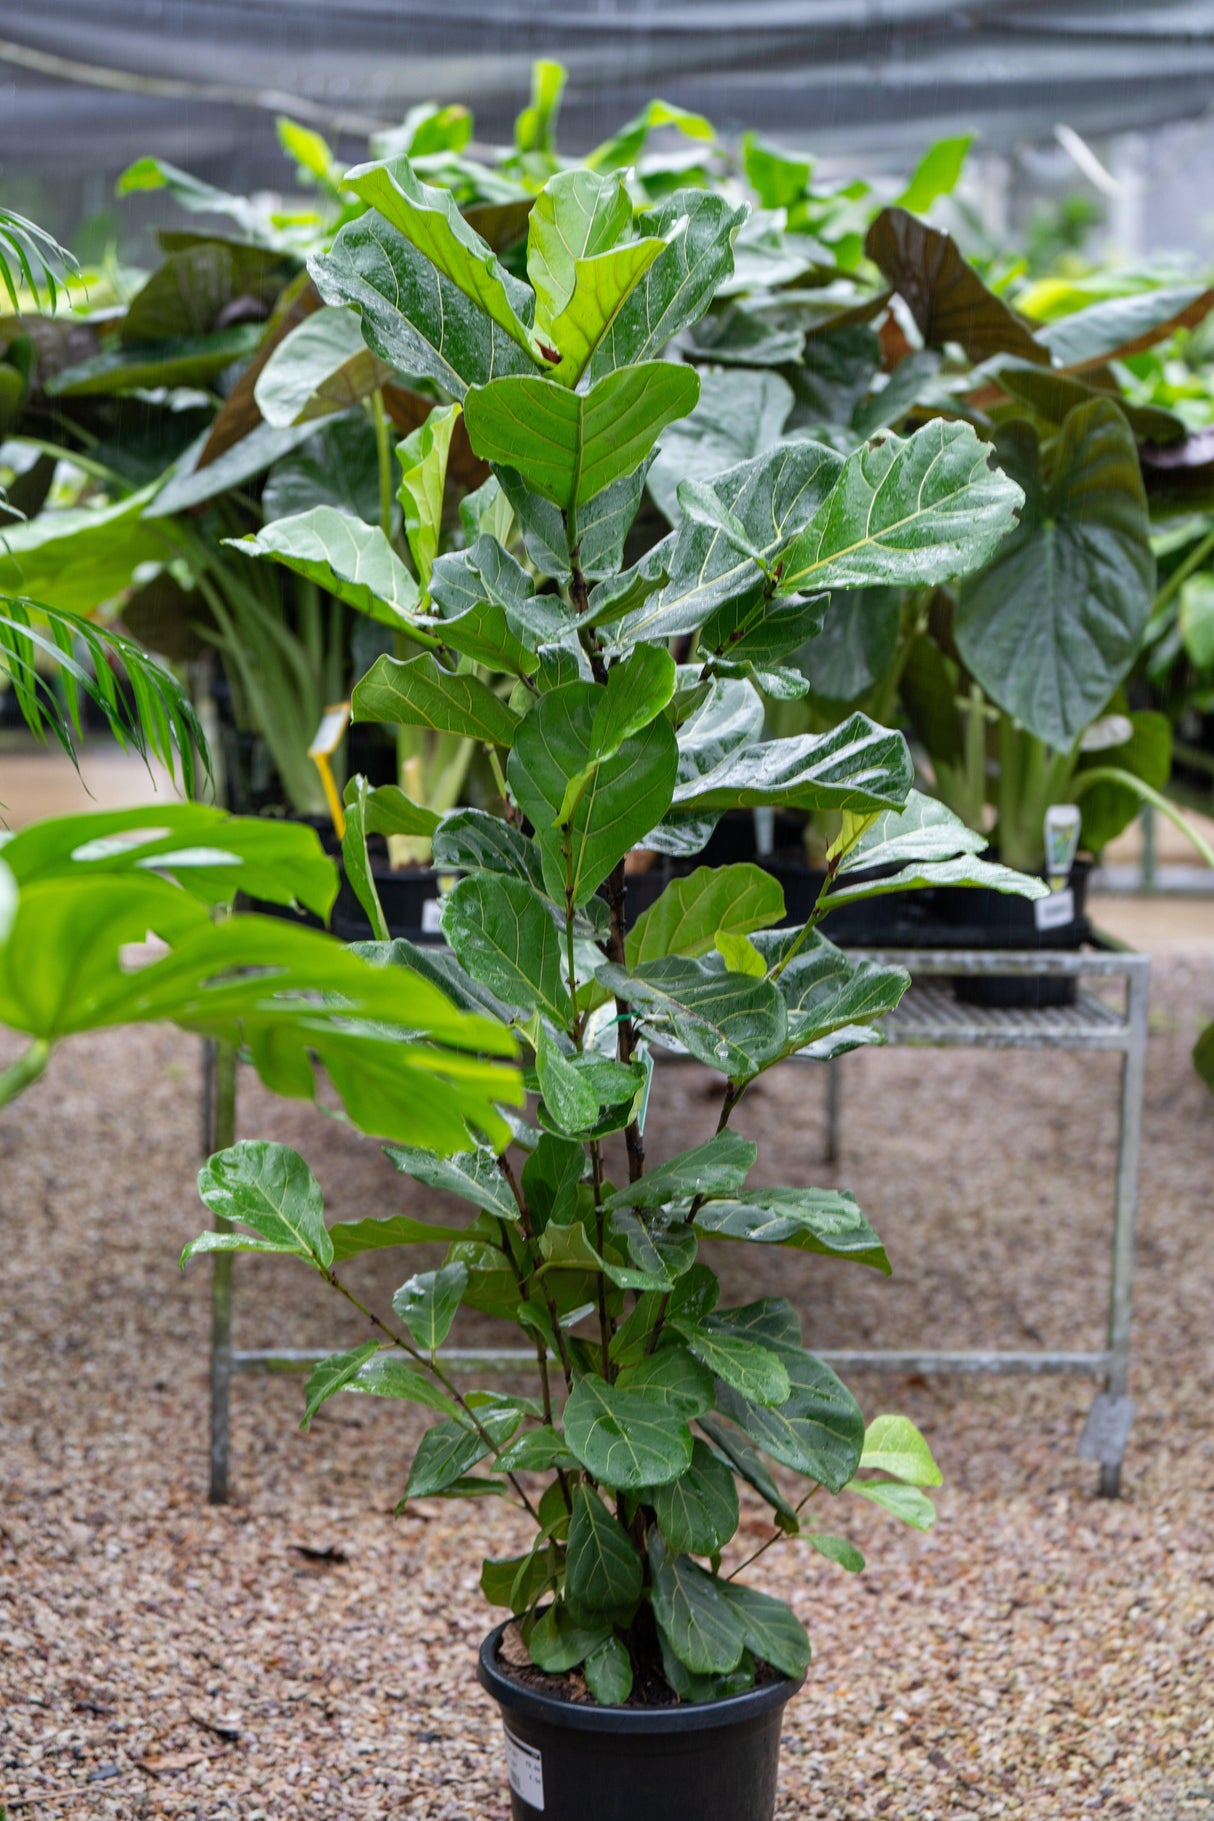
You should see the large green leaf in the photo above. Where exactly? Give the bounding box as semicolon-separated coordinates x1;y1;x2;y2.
0;804;334;918
311;215;537;401
627;864;785;966
299;1342;381;1428
565;1485;644;1615
955;401;1155;749
122;238;291;340
716;1581;811;1680
694;1187;889;1272
405;1406;521;1499
526;170;667;384
673;1322;790;1406
556;645;676;823
601;1131;756;1211
47;326;262;397
670;714;913;818
563;1374;694;1490
150;417;317;517
650;1534;747;1675
508;680;678;907
254;305;397;426
748;930;909;1054
1037;285;1214;372
778;420;1024;596
712;1337;865;1492
431;807;546;892
0;486;179;613
463;363;699;513
859;1414;943;1486
342;157;544;361
866;208;1048;365
440;872;570;1025
263;411;383;525
498;459;654;582
392;1261;468;1350
596;955;786;1076
697;1414;800;1533
353;651;518;746
588;191;749;381
384;1143;520;1222
428;536;573;673
0;877;518;1145
228;507;422;629
197;1141;332;1267
649;1438;739;1556
1076;711;1172;851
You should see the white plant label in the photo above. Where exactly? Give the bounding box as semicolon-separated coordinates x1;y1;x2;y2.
1035;887;1074;932
421;898;443;934
505;1733;544;1810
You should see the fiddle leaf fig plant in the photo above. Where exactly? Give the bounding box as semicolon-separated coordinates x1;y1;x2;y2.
185;160;1043;1705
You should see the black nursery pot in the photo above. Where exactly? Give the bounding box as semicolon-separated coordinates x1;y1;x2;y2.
940;860;1092;1009
478;1625;803;1821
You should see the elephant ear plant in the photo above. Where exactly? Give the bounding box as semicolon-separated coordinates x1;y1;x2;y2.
184;163;1040;1722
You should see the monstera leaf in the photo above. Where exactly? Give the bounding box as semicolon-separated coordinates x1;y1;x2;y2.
955;400;1155;750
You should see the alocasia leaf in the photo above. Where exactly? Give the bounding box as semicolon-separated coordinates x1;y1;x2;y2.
954;400;1155;750
865;208;1049;365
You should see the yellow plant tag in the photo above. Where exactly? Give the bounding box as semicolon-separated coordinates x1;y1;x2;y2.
307;702;351;840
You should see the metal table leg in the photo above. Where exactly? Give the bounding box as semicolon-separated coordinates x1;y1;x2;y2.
205;1040;238;1506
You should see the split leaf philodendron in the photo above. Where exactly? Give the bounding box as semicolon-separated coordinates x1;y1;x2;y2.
185;158;1045;1705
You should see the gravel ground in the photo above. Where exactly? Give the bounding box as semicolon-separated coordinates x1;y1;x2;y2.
2;956;1212;1820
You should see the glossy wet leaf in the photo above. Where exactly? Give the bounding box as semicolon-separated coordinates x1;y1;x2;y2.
229;507;422;629
198;1140;332;1267
627;864;784;967
588;191;749;380
601;1131;756;1211
670;714;913;818
566;1486;644;1615
694;1187;889;1272
563;1374;693;1490
397;402;461;588
405;1406;521;1499
859;1414;943;1486
583;1635;633;1705
508;680;678;907
716;1580;811;1679
254;305;396;425
955;401;1155;750
440;872;570;1025
1038;284;1214;372
463;363;699;511
392;1261;468;1351
300;1342;381;1428
597;955;786;1076
674;1323;790;1407
353;651;518;746
712;1337;865;1491
649;1438;739;1556
384;1143;519;1221
650;1534;747;1675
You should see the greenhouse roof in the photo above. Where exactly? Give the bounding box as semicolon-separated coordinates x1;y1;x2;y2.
2;0;1213;187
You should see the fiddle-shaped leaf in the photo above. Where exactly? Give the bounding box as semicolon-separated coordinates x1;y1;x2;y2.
441;872;570;1026
626;864;785;966
193;1140;332;1267
352;651;518;746
646;367;793;526
670;714;913;818
564;1375;694;1491
384;1142;520;1222
778;420;1024;597
341;156;546;363
498;458;656;582
556;646;677;823
694;1187;889;1272
228;507;423;631
672;1320;791;1407
596;955;786;1077
397;402;461;588
463;363;700;513
715;1581;811;1681
711;1332;865;1492
311;217;537;401
566;1485;644;1616
588;191;749;380
527;169;667;384
254;305;396;426
508;680;678;907
650;1532;747;1675
393;1261;468;1351
648;1438;739;1556
601;1131;756;1211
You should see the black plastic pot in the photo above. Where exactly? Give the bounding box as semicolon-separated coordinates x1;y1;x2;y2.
939;860;1091;1009
477;1624;803;1821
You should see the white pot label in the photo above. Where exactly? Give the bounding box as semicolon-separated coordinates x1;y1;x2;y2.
505;1732;544;1810
420;898;443;934
1034;887;1074;932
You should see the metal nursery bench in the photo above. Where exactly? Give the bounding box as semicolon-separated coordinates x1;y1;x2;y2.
204;938;1149;1504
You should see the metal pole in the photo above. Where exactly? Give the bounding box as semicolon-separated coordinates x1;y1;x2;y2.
1140;804;1157;892
206;1039;238;1505
1099;956;1150;1495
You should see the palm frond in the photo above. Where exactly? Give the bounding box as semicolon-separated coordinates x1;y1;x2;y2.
0;596;209;796
0;208;80;311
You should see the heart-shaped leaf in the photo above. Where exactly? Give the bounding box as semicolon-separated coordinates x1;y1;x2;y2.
954;400;1155;749
866;208;1048;366
588;191;749;380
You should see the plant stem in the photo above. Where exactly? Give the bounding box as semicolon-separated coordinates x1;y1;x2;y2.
0;1038;51;1109
603;858;645;1182
1071;769;1214;869
726;1486;820;1580
371;388;394;542
323;1269;541;1520
589;1141;613;1380
1152;521;1214;620
497;1155;573;1387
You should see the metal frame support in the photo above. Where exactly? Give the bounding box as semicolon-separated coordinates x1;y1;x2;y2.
205;941;1150;1501
817;940;1150;1497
